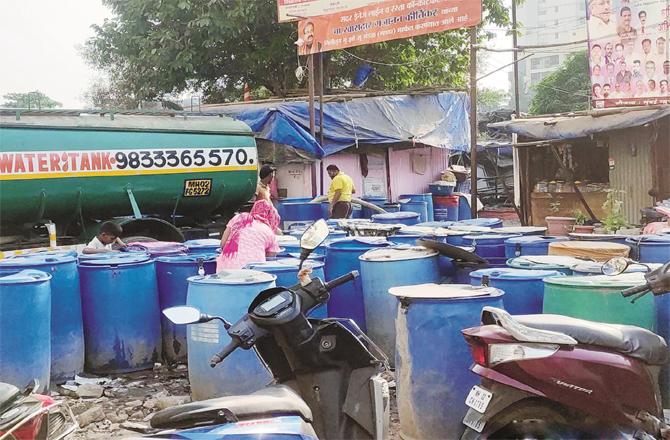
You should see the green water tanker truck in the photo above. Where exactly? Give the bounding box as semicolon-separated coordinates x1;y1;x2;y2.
0;110;259;250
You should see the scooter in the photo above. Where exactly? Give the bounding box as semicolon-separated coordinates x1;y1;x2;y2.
0;380;77;440
461;258;670;439
144;219;390;439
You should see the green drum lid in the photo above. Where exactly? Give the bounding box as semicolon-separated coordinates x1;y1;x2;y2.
544;272;646;288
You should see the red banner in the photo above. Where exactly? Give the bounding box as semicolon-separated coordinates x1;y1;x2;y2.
296;0;482;55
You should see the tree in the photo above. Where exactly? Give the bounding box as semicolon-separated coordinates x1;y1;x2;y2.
478;87;510;112
82;77;141;109
85;0;510;102
529;51;591;115
2;91;62;109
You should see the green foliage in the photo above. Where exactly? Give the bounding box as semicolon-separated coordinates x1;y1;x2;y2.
601;190;628;233
478;87;509;112
572;209;588;225
85;0;510;102
529;51;590;115
83;77;141;109
2;91;62;109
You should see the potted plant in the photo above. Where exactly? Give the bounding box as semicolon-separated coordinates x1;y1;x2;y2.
601;190;628;234
572;209;594;234
545;200;576;236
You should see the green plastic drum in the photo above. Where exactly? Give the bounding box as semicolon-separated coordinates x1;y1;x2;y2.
543;273;656;331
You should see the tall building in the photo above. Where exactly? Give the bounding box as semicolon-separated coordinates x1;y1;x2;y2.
509;0;588;111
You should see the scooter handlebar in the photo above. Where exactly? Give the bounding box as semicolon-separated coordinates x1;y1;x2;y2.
209;338;241;368
324;271;359;291
621;283;651;298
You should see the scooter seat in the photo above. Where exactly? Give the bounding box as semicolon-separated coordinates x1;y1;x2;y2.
514;314;669;366
150;384;313;430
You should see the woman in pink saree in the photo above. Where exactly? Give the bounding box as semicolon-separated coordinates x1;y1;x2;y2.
216;200;282;271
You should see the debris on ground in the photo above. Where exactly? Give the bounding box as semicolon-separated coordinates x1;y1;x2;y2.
56;365;190;439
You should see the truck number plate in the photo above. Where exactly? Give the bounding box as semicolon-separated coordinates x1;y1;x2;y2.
465;385;493;413
462;407;487;433
184;179;212;197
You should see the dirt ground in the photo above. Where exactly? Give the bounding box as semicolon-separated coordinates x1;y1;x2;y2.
57;365;402;439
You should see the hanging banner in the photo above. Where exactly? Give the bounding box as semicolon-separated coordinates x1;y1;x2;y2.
296;0;482;55
587;0;670;108
277;0;383;23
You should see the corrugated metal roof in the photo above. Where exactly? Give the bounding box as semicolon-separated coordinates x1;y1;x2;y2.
0;111;252;135
489;105;670;140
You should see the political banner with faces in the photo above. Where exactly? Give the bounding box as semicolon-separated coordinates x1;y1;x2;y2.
587;0;670;107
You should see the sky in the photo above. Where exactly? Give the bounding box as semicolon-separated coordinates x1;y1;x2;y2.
0;0;512;109
0;0;112;108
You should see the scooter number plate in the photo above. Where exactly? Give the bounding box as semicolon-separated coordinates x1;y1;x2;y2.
462;407;487;433
465;385;492;413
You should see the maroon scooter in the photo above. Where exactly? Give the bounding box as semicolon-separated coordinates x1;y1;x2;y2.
460;259;670;439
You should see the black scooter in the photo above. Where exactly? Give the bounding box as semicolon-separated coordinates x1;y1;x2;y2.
145;219;390;440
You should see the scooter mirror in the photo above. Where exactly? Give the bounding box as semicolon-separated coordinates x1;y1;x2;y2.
163;306;202;325
300;219;329;251
602;257;630;276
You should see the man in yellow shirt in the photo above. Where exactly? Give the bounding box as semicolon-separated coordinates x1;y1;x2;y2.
326;165;355;219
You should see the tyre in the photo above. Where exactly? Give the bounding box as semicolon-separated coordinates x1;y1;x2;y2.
484;401;574;440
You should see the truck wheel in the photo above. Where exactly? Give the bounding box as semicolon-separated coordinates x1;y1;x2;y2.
123;236;158;243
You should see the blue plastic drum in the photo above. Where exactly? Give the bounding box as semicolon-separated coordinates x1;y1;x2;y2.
187;270;275;400
277;197;313;220
78;254;161;374
245;258;327;318
457;195;471;220
392;284;505;439
184;239;221;255
324;237;392;330
400;194;434;222
371;212;420;226
400;201;429;223
0;252;84;384
281;202;323;228
361;196;387;218
458;218;503;228
506;255;580;275
0;270;51;392
417;221;455;228
627;235;670;263
463;234;521;258
388;234;422;246
359;247;441;365
156;254;218;364
504;236;569;258
497;226;547;236
470;267;563;314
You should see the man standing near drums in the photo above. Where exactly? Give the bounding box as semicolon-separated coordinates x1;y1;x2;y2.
326;165;355;219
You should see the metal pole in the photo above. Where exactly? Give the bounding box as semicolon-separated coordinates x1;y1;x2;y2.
308;54;317;197
469;27;478;219
512;0;520;116
319;52;325;195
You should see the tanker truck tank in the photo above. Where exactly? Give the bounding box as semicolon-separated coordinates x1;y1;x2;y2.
0;110;258;249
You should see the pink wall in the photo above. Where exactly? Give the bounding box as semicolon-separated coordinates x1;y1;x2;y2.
388;147;449;200
276;147;450;200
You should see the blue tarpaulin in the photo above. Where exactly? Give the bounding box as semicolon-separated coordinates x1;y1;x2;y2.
205;92;470;158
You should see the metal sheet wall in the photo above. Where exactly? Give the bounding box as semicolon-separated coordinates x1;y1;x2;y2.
608;126;654;224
